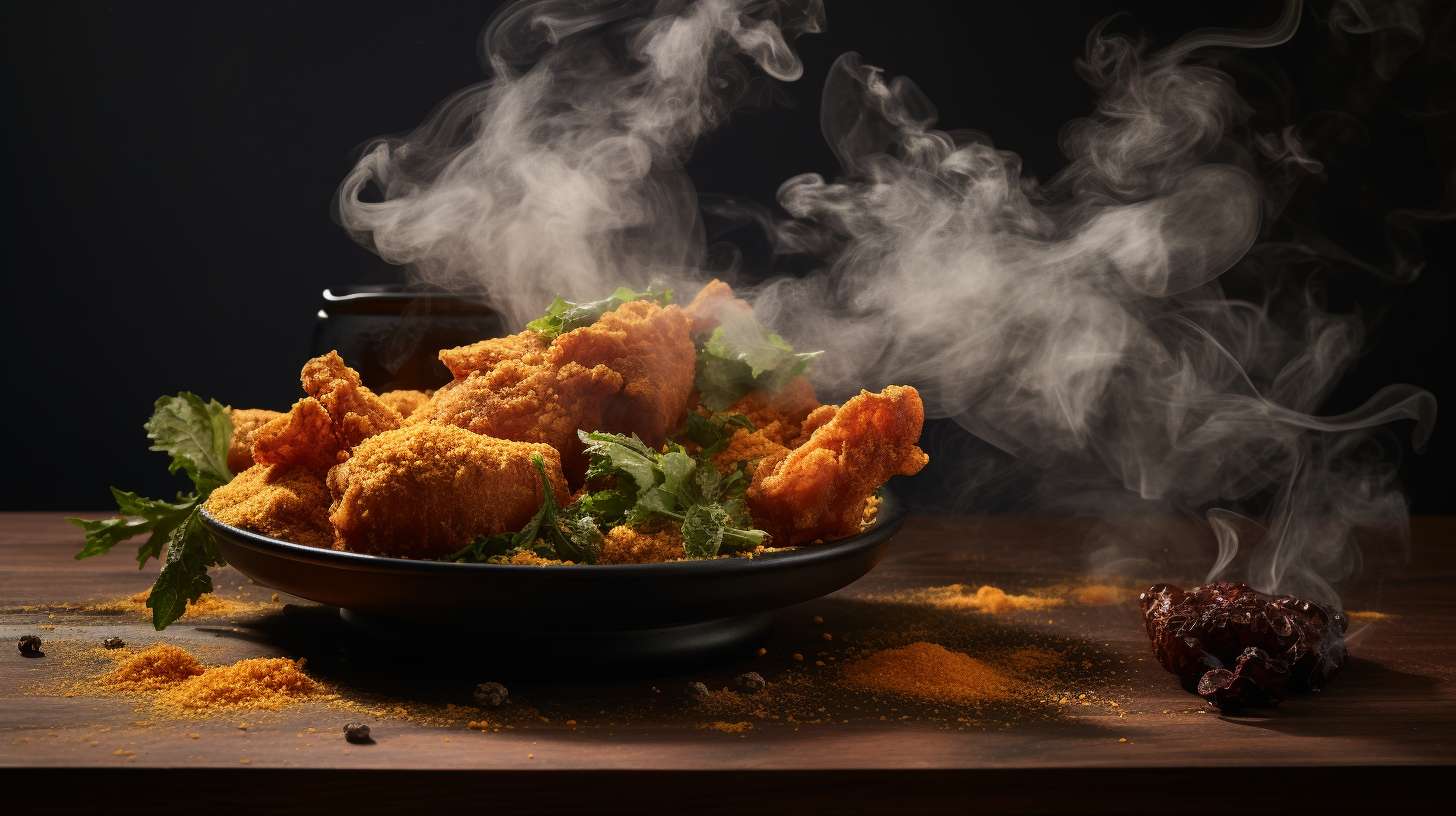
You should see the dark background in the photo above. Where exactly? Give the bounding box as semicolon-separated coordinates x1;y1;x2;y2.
2;1;1450;512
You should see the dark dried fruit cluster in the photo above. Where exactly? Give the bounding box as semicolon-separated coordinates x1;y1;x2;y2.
1139;582;1347;711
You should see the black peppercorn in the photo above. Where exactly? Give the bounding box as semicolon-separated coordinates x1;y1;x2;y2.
472;681;509;708
18;635;43;657
102;637;125;650
685;681;710;701
734;672;766;693
343;722;373;744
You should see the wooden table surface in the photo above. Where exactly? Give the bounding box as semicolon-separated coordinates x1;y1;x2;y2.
2;512;1453;814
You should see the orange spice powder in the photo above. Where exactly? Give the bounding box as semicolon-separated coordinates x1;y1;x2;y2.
918;584;1064;614
839;641;1023;704
89;591;271;620
701;721;753;734
157;657;321;714
101;645;205;691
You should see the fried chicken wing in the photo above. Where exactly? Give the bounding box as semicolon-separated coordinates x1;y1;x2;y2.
301;350;402;448
684;278;752;336
747;385;929;545
250;398;343;472
227;408;283;474
551;300;696;449
417;357;622;477
327;423;569;559
424;301;695;480
249;352;404;473
378;389;432;419
438;331;546;380
204;464;333;549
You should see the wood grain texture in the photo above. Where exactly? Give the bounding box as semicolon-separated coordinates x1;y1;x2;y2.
1;513;1453;814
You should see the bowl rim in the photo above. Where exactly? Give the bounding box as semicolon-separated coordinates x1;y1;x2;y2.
200;490;903;577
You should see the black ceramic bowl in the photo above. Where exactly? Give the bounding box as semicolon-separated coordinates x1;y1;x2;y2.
201;493;904;660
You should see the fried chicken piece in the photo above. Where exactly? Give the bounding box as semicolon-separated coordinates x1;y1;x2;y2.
250;398;343;472
426;301;695;480
327;424;568;559
438;331;546;379
726;376;821;446
418;357;622;478
204;464;333;549
227;408;283;474
748;385;929;546
301;350;402;448
378;389;432;419
552;300;696;448
684;278;752;336
713;428;789;474
599;524;686;564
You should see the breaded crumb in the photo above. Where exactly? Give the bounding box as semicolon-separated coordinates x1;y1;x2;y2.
599;525;685;564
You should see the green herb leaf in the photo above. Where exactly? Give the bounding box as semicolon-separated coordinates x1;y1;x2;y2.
145;507;226;630
681;503;728;558
694;314;821;411
69;490;197;564
576;429;769;558
683;412;756;458
144;393;234;494
526;285;674;341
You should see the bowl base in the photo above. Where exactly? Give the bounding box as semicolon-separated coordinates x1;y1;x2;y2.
337;609;772;665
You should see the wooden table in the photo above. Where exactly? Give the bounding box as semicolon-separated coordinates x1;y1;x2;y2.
2;512;1453;814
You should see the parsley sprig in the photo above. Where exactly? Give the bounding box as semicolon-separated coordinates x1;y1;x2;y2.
69;393;234;630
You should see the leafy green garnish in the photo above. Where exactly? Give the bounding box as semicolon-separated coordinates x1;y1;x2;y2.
694;312;821;411
682;412;756;458
68;393;233;630
144;393;234;495
577;430;767;559
450;456;604;564
526;284;674;341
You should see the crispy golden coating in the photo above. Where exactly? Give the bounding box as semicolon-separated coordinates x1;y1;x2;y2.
250;352;403;473
227;408;283;475
425;301;695;480
748;385;929;546
250;398;343;472
438;331;546;379
599;524;685;564
552;300;696;448
327;424;569;559
301;350;402;449
204;464;333;549
417;357;622;478
684;278;752;336
726;376;821;446
714;429;789;474
377;389;432;419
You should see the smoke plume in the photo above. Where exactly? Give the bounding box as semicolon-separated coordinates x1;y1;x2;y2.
339;0;1438;609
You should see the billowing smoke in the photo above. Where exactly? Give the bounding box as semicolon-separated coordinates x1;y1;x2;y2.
339;0;1438;609
340;0;823;326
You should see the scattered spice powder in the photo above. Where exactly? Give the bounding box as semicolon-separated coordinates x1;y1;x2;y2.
88;591;272;621
702;721;753;734
1005;647;1064;674
917;585;1063;614
102;645;205;691
839;642;1023;704
1347;610;1396;621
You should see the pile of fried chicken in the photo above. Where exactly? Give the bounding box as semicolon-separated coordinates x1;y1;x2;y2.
204;281;929;563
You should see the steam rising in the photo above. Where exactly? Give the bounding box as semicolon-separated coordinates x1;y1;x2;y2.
339;0;1437;608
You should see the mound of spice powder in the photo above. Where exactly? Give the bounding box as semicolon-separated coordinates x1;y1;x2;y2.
102;645;205;691
840;642;1023;704
918;584;1063;614
157;657;321;714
